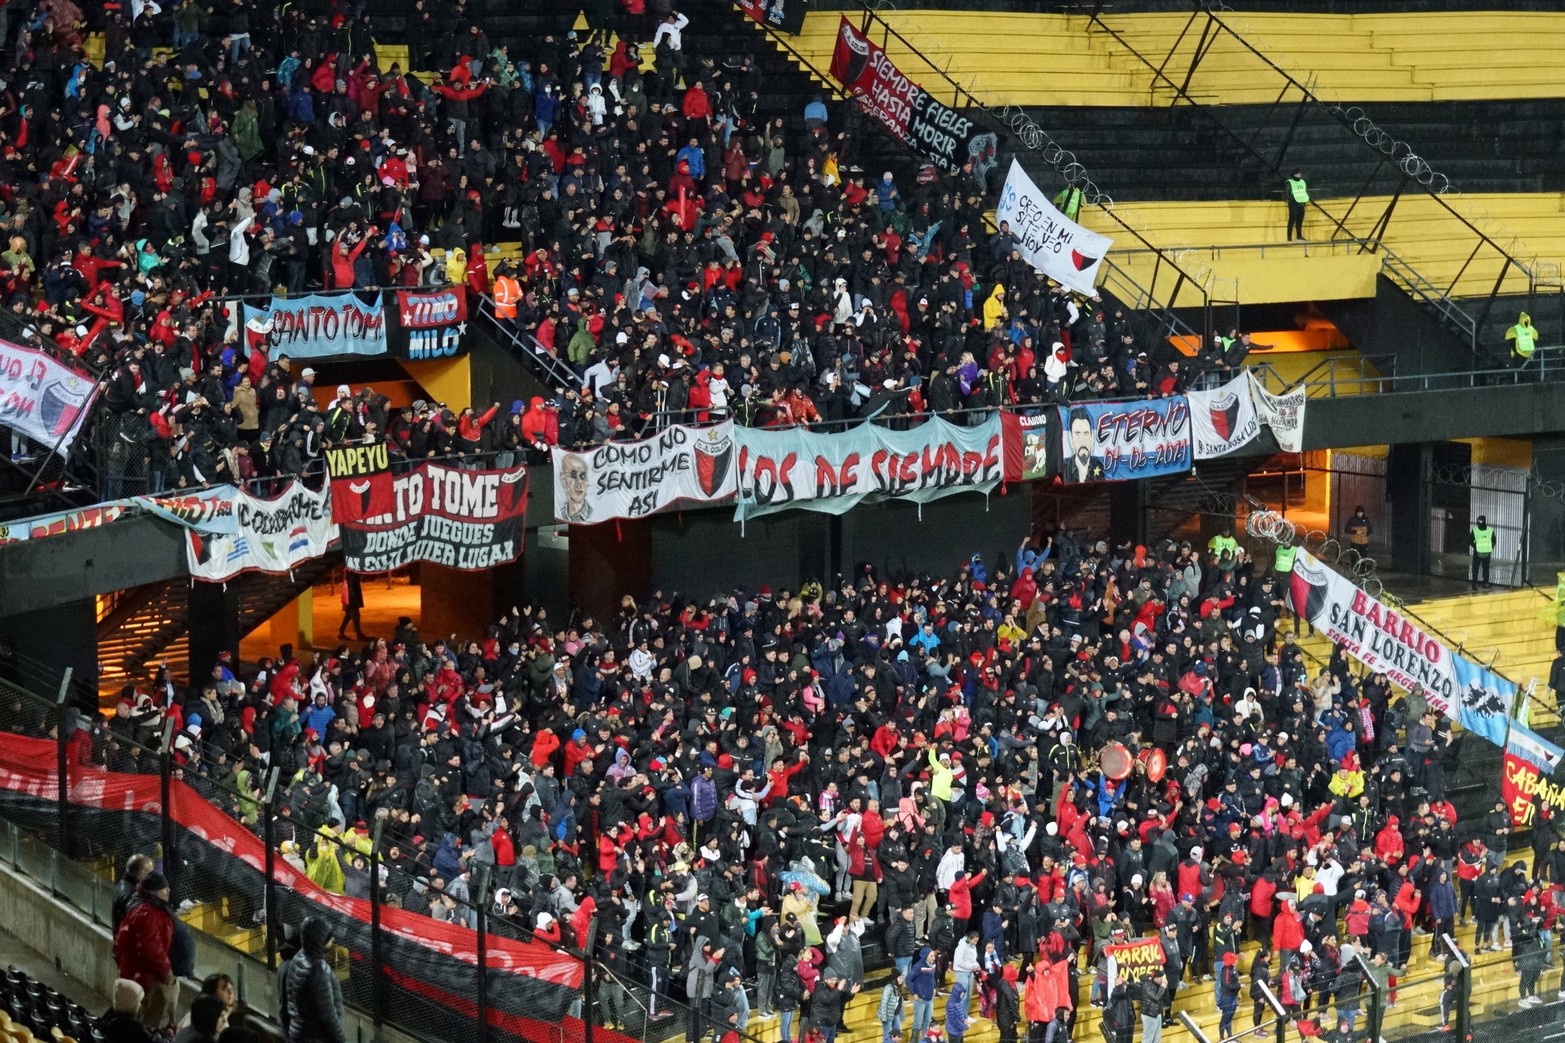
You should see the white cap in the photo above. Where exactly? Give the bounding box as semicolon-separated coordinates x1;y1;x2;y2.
302;145;315;156
301;367;317;378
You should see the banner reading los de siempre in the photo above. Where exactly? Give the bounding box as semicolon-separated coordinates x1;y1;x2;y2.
553;422;735;523
248;292;387;360
733;415;1003;523
994;160;1114;297
0;339;99;456
339;462;528;572
829;17;987;173
186;480;337;581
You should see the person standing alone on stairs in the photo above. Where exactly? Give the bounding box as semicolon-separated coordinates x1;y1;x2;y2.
1471;515;1497;589
1285;170;1309;241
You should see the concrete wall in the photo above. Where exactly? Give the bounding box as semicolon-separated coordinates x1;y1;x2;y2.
0;857;417;1043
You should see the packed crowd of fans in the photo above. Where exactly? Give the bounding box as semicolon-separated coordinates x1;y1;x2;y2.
75;527;1565;1041
0;0;1255;498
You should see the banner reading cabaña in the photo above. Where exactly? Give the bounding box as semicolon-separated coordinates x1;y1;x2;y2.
553;422;735;523
994;160;1113;296
1188;373;1261;459
1056;399;1191;483
249;292;387;360
186;480;336;581
1501;729;1565;825
1249;373;1306;453
733;415;1002;523
829;17;987;173
0;339;98;456
339;462;528;572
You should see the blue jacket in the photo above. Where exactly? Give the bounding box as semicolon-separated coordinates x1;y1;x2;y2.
908;947;937;1001
945;981;969;1036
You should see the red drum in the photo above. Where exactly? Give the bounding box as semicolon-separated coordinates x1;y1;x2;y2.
1100;742;1133;780
1138;747;1168;783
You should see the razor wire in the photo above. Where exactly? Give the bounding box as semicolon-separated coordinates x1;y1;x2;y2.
1185;0;1543;271
858;0;1229;297
1245;507;1385;598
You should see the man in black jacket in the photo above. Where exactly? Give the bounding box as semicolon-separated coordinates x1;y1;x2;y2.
279;917;346;1043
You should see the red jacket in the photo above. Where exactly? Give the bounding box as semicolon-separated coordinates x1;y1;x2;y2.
115;896;174;986
1271;904;1305;952
948;869;986;920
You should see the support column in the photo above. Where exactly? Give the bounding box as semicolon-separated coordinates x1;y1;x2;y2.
1108;479;1148;549
1387;442;1433;576
268;591;314;652
188;582;240;681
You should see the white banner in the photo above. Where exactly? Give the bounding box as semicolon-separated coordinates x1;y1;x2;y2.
0;339;99;456
186;480;337;581
1288;548;1516;746
553;422;736;523
1188;374;1260;459
734;415;1003;522
994;160;1113;296
1249;374;1306;453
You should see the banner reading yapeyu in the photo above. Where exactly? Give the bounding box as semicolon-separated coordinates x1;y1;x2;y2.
323;441;395;524
829;17;989;173
338;462;528;572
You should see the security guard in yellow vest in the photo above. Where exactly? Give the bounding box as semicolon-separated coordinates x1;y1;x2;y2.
1470;515;1496;589
1274;542;1304;635
1285;170;1309;241
1506;311;1538;368
1209;530;1239;564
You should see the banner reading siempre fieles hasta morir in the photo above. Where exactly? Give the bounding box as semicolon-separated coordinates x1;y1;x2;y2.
338;461;528;572
829;17;986;173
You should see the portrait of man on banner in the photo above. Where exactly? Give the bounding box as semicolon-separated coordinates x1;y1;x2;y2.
1063;406;1106;484
559;452;593;523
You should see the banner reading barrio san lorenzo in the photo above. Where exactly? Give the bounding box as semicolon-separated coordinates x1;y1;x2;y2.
829;17;985;173
1286;547;1536;754
553;422;735;523
338;462;528;573
0;339;99;456
186;480;336;582
994;160;1113;297
733;415;1003;523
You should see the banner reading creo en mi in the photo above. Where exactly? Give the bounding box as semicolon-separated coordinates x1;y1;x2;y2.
733;415;1003;524
248;292;387;360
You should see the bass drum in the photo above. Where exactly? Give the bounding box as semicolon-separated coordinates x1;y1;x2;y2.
1100;742;1133;781
1138;747;1168;783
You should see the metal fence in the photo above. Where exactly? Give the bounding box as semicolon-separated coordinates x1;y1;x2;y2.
0;674;601;1043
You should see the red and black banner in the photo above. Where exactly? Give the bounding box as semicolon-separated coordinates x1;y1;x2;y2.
739;0;807;35
828;17;991;173
0;730;584;1041
323;442;395;525
391;288;468;362
338;461;528;573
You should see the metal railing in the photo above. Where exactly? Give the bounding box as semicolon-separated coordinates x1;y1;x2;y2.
733;0;1220;339
474;296;587;393
1079;0;1545;352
